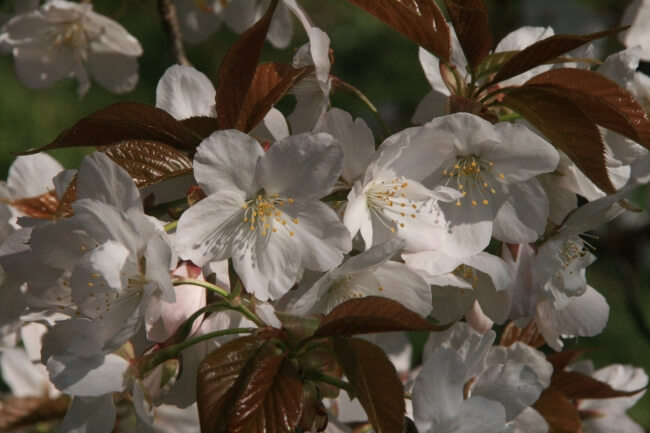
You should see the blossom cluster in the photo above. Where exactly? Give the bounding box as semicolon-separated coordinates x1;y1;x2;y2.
0;1;649;433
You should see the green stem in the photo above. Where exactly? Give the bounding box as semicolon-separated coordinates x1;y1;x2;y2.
164;220;178;233
305;371;355;395
333;78;391;138
136;327;255;374
172;279;266;327
173;278;230;299
497;112;522;122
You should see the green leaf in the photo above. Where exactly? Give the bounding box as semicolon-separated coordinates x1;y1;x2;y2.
313;296;446;338
443;0;492;68
20;102;197;155
333;337;406;433
345;0;451;62
501;86;615;193
489;27;627;87
525;68;650;148
275;311;321;348
215;0;279;130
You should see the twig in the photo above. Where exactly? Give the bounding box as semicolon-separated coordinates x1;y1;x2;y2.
156;0;191;66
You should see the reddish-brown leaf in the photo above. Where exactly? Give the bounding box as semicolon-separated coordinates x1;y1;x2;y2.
474;50;518;79
345;0;450;62
446;95;497;123
551;371;646;400
53;177;78;218
228;356;303;433
236;62;314;132
215;0;279;130
20;103;197;155
490;27;627;86
546;349;588;372
501;86;615;193
525;68;650;148
9;191;59;219
0;395;70;431
180;116;221;141
313;297;445;338
333;337;405;433
197;336;268;433
499;320;545;348
533;388;582;433
99;140;193;188
443;0;492;68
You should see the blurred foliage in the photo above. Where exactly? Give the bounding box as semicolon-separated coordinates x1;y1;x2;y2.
0;0;648;428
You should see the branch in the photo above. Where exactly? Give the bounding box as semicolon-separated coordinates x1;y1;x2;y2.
156;0;191;66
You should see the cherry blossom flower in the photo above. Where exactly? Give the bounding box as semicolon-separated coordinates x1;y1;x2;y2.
278;239;432;316
0;0;142;96
176;129;351;301
620;0;650;61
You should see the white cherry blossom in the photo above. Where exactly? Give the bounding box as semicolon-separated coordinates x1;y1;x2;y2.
176;129;351;301
0;0;143;96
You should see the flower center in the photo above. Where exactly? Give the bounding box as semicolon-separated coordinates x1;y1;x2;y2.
51;20;88;52
443;155;502;207
453;264;478;289
365;177;420;234
327;275;364;312
242;193;297;237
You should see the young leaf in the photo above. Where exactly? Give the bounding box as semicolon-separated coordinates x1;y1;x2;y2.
228;355;303;433
196;336;268;433
333;337;406;433
525;68;650;148
215;0;279;130
546;349;588;372
20;103;197;154
533;388;582;433
443;0;492;69
345;0;451;62
489;27;627;86
99;140;193;188
9;191;59;219
236;62;314;132
501;86;615;193
551;371;647;400
313;296;444;338
275;311;321;348
180;117;221;141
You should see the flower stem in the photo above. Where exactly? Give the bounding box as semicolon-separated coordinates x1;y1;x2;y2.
172;279;266;327
332;77;391;139
164;220;178;233
305;371;355;395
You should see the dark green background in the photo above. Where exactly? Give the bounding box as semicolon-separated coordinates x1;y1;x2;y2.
0;0;648;428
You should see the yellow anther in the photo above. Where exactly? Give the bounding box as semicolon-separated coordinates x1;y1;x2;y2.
92;273;100;278
292;218;299;224
400;223;405;228
80;245;86;251
456;201;462;207
483;182;488;188
412;204;417;209
490;188;496;194
261;231;267;236
289;231;295;236
499;173;505;179
272;228;277;232
272;193;279;198
288;198;294;204
242;203;248;209
459;184;464;189
400;203;405;207
462;191;467;196
257;195;262;200
411;214;416;218
378;286;384;292
75;311;81;316
483;199;489;205
390;227;396;233
243;217;249;222
250;226;255;231
471;200;477;206
87;282;93;288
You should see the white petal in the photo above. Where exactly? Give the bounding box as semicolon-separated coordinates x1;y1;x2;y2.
250;107;289;142
155;65;216;119
12;46;78;90
458;397;507;433
343;181;372;246
491;122;560;183
174;0;222;44
412;89;448;125
493;179;549;243
582;414;646;433
581;364;648;413
620;0;650;61
7;153;63;198
47;353;129;396
0;348;50;397
194;130;263;196
511;407;548;433
282;200;351;272
176;191;246;266
472;363;546;421
87;51;139;94
258;133;343;200
77;152;141;212
55;395;116;433
413;348;465;433
315;108;375;184
372;261;433;316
